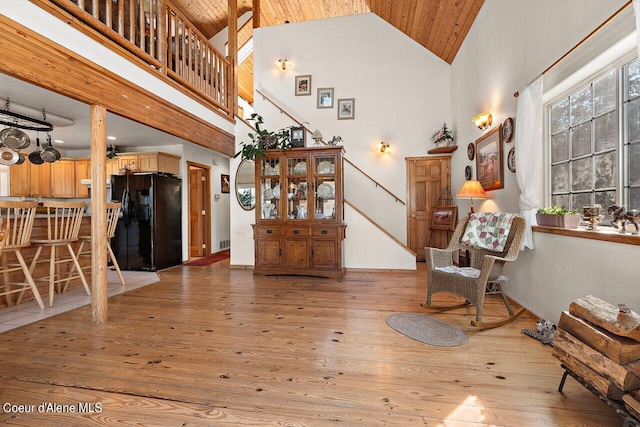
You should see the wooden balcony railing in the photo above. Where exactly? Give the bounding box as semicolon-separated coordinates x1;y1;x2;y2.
48;0;233;120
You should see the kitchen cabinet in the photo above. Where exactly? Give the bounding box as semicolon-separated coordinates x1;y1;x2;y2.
137;152;180;175
9;161;51;197
252;147;346;278
51;159;76;198
117;154;139;173
106;158;119;176
74;158;90;198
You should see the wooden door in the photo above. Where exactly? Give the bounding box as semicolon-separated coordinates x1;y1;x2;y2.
30;162;51;197
256;239;281;267
188;167;205;257
283;239;308;267
406;157;450;261
311;239;337;268
9;161;30;196
74;159;90;197
51;159;76;198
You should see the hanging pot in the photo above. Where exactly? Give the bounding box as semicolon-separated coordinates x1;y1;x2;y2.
0;128;30;150
0;146;19;166
29;138;44;165
41;135;60;163
15;153;25;165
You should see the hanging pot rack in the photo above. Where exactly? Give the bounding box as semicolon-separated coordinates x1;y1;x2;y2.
0;98;53;132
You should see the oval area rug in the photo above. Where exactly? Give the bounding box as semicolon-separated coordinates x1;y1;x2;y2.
386;313;469;347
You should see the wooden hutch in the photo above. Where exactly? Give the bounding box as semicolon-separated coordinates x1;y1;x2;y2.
252;147;346;278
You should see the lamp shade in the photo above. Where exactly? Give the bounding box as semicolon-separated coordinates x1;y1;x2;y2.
312;130;323;140
457;180;488;199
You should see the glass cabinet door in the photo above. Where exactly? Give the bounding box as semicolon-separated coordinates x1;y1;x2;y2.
314;154;336;220
285;155;308;220
260;158;281;220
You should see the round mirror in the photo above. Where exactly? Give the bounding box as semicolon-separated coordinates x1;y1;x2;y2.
235;159;256;210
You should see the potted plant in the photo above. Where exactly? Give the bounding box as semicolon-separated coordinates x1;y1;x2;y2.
234;114;292;161
431;123;454;148
536;205;581;229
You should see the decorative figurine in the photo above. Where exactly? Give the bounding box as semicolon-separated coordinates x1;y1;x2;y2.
608;205;640;235
582;204;603;231
327;136;342;146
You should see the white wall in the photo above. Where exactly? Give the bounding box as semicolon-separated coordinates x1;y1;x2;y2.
243;13;450;269
451;0;635;322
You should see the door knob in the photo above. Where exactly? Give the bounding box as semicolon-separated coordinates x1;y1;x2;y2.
411;213;417;218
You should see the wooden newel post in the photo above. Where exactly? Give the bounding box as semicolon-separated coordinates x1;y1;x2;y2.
90;104;108;324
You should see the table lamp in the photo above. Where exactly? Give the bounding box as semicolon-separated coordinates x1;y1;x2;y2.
456;180;488;213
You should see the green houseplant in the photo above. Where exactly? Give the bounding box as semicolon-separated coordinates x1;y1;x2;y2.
536;205;581;229
234;114;292;161
431;123;454;147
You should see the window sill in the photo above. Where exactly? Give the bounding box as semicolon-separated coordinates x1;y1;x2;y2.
532;225;640;246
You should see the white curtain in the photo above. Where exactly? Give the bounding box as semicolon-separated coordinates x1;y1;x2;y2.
635;0;640;60
515;76;543;250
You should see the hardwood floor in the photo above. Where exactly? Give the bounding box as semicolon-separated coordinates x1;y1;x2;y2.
0;261;620;426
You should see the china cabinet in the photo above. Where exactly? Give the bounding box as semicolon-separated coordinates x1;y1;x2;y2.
253;147;346;278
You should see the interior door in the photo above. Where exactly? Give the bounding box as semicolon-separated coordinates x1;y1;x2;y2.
189;167;205;257
406;157;450;261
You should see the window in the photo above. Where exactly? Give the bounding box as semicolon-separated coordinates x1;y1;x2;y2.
549;57;640;213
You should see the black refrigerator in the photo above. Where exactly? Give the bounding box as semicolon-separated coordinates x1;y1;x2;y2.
111;173;182;271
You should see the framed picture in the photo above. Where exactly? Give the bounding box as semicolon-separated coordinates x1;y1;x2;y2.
465;165;472;180
290;126;305;148
430;206;458;231
221;174;230;193
295;75;312;96
337;98;355;120
475;125;504;191
317;88;334;108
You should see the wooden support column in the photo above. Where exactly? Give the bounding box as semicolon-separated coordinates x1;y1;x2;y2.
253;0;260;28
229;0;238;114
90;104;108;324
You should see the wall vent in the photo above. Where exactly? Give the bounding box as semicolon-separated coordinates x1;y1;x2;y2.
219;239;230;249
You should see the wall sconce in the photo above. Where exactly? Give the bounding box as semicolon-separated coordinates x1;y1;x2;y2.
456;180;488;213
312;129;323;146
472;112;492;131
376;141;391;153
277;59;292;70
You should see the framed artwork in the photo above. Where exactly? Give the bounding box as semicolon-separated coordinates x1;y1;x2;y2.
430;206;458;231
507;147;516;172
295;75;312;96
290;126;305;147
475;125;504;191
502;117;514;143
317;88;334;108
221;174;230;193
337;98;355;120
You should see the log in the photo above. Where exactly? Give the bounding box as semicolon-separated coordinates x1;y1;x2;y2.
569;295;640;343
622;394;640;420
559;311;640;365
553;346;624;400
554;329;640;391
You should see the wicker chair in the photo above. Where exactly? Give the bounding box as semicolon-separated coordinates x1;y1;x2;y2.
421;213;526;329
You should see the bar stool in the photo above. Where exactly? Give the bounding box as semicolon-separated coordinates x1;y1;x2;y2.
29;201;90;307
0;201;45;310
67;202;125;288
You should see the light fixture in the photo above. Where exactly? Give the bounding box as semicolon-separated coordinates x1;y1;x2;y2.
312;129;323;146
456;180;488;213
376;141;390;153
107;136;117;141
277;59;292;70
472;112;492;131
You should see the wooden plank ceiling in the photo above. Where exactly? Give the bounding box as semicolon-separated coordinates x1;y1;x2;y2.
170;0;484;103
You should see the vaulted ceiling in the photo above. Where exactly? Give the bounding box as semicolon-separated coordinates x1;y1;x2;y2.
169;0;485;103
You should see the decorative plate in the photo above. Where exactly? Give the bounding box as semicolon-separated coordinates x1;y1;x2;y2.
273;184;281;198
467;142;475;160
503;118;514;143
465;165;472;180
264;188;274;199
293;161;306;174
507;147;516;172
317;182;334;198
317;160;333;174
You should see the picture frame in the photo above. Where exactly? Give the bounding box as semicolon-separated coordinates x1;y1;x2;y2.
475;125;504;191
295;75;312;96
317;88;334;109
465;165;472;180
430;206;458;231
290;126;305;148
221;174;230;193
337;98;355;120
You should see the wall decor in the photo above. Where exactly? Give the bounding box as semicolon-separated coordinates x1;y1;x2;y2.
317;88;334;108
507;147;516;172
502;117;514;143
467;142;475;160
475;125;504;191
291;126;305;147
465;165;472;180
337;98;355;120
221;174;230;193
430;205;458;231
295;75;312;96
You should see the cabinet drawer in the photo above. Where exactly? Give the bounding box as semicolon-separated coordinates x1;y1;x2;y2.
284;228;310;237
255;227;282;237
312;227;337;237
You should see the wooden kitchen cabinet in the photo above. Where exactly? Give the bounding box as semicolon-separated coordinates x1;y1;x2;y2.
252;147;346;278
74;158;90;197
117;154;139;173
9;161;51;197
138;152;180;175
51;159;76;198
106;158;119;176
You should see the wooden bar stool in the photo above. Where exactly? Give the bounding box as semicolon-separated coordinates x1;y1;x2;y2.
0;201;45;310
29;201;90;307
67;202;125;288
